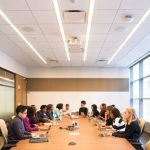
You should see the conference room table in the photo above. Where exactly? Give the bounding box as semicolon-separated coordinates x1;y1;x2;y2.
11;117;135;150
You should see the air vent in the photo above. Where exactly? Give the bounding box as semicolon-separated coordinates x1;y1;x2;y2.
47;59;58;65
63;10;86;23
68;37;83;53
97;59;108;62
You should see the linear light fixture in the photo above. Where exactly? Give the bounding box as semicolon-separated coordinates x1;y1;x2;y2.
0;10;47;64
108;8;150;64
84;0;95;61
52;0;70;61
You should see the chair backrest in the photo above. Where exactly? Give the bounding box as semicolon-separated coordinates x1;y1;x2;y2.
139;119;145;135
0;135;4;150
0;119;8;144
145;140;150;150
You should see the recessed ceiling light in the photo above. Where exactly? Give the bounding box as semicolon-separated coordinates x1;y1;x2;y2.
0;10;47;64
108;8;150;64
84;0;95;61
22;27;34;32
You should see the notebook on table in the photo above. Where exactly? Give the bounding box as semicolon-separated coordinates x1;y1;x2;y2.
29;125;51;143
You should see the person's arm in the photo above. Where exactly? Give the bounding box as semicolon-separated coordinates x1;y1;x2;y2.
23;117;38;132
113;121;137;139
79;108;81;115
13;119;31;140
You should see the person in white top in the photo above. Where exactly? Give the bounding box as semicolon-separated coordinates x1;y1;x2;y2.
63;104;71;116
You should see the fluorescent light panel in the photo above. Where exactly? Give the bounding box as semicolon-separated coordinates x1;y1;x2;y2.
108;8;150;64
52;0;70;61
0;10;47;64
84;0;95;61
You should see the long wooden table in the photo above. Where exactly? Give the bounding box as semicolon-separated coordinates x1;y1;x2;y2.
11;117;135;150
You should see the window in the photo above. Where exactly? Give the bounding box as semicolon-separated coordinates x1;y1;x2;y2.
130;55;150;121
0;68;15;120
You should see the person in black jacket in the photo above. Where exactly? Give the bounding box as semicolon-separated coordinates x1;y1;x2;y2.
91;104;99;117
112;107;140;140
79;100;88;116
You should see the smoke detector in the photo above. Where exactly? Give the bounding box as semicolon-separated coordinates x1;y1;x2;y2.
124;14;134;22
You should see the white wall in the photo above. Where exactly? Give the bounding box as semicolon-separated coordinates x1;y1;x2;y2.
27;67;129;112
27;91;129;112
28;67;129;78
0;51;28;76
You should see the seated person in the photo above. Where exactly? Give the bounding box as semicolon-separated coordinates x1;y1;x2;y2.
105;105;113;126
46;104;54;120
110;107;125;131
36;105;49;123
53;103;63;119
98;103;106;120
23;106;39;132
8;105;31;140
112;107;140;140
91;104;99;117
63;104;71;116
30;105;38;124
79;100;88;116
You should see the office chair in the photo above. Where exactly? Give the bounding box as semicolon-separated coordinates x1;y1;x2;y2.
145;140;150;150
129;119;146;150
0;119;17;150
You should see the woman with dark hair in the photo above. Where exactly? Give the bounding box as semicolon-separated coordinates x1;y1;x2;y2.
29;105;38;124
91;104;99;117
53;103;63;119
110;107;125;131
23;106;39;132
36;105;49;123
46;104;54;120
105;105;113;126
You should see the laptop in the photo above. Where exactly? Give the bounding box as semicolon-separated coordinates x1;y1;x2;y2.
29;125;51;143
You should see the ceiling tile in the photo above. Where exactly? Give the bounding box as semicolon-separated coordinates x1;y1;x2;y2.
120;0;150;9
40;24;60;35
90;24;111;34
26;0;53;10
95;0;122;9
4;11;37;24
32;11;57;24
93;10;117;23
64;24;87;37
60;0;89;10
0;25;17;34
0;0;29;10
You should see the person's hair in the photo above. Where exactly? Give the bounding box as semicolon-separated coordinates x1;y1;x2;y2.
27;106;36;117
111;108;122;119
91;104;97;111
16;105;27;114
124;107;139;125
81;100;86;105
100;103;106;111
40;105;47;110
47;104;53;111
111;104;115;108
56;103;63;110
66;104;69;107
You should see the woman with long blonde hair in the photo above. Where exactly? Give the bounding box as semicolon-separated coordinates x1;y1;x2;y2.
112;107;140;140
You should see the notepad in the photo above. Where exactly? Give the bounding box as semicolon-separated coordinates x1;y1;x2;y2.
69;132;80;136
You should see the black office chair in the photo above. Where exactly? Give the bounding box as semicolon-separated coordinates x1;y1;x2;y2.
129;119;146;150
